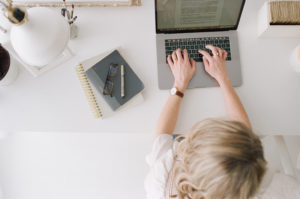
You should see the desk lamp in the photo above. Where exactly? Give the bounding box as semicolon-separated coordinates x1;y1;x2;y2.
1;0;72;76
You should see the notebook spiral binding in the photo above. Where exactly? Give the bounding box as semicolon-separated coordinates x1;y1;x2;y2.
75;64;102;118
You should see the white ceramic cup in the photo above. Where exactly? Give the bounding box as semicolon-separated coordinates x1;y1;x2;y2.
0;46;19;86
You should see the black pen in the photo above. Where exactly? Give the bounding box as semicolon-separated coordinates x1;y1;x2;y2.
72;16;77;22
71;4;74;19
69;16;77;25
61;8;66;17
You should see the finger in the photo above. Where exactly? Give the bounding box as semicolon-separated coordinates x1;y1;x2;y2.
198;49;213;63
190;58;197;73
218;50;223;58
223;50;228;60
215;46;222;52
205;45;219;57
176;48;183;61
183;49;189;61
167;55;174;67
203;57;210;72
172;51;177;62
214;46;223;53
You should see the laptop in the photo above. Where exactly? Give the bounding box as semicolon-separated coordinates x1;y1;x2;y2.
155;0;246;89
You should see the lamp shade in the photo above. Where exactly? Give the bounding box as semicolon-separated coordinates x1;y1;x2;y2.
10;7;69;67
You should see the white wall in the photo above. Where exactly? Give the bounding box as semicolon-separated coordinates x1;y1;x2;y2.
0;132;153;199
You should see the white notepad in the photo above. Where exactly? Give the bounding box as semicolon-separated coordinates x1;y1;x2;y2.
75;49;144;119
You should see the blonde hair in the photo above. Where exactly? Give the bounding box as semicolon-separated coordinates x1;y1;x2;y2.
172;119;266;199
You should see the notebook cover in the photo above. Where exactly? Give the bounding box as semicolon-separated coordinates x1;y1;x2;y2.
85;50;144;111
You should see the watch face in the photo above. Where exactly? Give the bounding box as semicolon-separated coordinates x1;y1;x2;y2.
170;88;177;95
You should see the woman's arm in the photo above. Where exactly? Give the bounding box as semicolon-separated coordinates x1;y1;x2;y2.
199;45;251;128
155;95;183;139
155;49;196;139
219;77;251;128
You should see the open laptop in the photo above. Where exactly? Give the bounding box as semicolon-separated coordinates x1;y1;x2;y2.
155;0;246;89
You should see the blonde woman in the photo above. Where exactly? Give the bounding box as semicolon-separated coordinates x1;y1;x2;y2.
145;45;266;199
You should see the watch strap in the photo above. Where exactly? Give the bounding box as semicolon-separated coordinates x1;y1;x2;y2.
175;90;184;98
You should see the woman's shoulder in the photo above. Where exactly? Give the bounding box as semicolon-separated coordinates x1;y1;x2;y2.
146;134;175;166
145;134;176;199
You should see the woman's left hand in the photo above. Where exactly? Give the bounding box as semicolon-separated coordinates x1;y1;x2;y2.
167;48;197;92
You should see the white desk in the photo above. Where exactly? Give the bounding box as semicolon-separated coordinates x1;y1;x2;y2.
1;0;300;135
0;132;153;199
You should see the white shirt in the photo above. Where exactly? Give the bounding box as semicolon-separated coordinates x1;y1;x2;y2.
144;134;177;199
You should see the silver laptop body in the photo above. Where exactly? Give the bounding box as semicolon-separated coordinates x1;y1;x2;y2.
155;0;246;90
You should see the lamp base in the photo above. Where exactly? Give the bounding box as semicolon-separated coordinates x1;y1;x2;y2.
3;42;74;77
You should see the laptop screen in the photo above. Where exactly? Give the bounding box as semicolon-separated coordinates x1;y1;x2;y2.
156;0;245;33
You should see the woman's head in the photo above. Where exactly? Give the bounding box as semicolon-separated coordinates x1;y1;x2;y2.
173;119;266;199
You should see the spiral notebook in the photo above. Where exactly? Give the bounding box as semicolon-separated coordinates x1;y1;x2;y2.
75;49;144;118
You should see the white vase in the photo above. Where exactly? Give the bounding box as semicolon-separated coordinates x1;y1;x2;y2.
10;7;70;68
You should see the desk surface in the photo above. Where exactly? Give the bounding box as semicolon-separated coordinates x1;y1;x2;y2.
1;0;300;135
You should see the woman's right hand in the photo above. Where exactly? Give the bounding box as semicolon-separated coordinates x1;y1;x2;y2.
198;45;230;85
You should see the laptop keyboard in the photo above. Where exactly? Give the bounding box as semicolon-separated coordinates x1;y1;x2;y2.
165;37;231;63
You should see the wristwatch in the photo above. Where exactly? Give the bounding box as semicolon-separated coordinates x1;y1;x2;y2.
170;87;184;98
